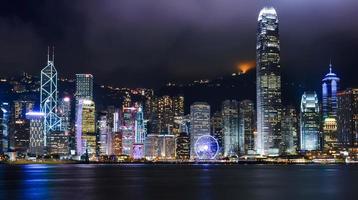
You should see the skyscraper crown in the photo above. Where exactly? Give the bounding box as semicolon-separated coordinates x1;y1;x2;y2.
258;7;277;21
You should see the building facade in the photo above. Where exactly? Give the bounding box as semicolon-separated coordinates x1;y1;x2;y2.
256;7;282;155
190;102;210;159
337;88;358;147
239;100;256;155
322;64;340;149
300;92;321;151
222;100;239;157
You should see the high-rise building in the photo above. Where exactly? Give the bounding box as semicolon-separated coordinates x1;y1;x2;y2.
12;119;30;153
98;115;112;155
26;112;45;155
190;102;210;159
176;132;190;160
10;100;34;151
121;107;136;156
135;106;145;144
281;107;299;154
58;97;71;132
75;74;93;101
76;99;96;157
40;49;61;146
0;103;10;153
239;100;256;155
256;7;282;155
300;92;321;151
322;64;340;149
222;100;239;157
211;112;223;156
47;131;69;156
337;88;358;147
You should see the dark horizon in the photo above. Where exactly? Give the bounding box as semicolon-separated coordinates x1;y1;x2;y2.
0;0;357;90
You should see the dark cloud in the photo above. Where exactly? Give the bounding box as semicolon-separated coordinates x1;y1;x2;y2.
0;0;357;88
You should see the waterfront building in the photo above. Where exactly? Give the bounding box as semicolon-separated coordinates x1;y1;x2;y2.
222;100;239;157
190;102;210;159
0;103;10;153
47;130;69;156
58;97;71;132
98;115;112;155
281;107;298;154
322;63;340;149
76;99;96;156
256;7;282;155
112;132;122;156
238;100;256;155
25;112;45;155
300;92;321;151
121;107;136;156
40;49;61;146
211;112;223;156
144;134;159;160
337;88;358;147
175;132;190;160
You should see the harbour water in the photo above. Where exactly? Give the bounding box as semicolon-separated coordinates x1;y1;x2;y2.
0;164;357;200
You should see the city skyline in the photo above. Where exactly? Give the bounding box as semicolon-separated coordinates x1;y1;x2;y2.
0;1;357;89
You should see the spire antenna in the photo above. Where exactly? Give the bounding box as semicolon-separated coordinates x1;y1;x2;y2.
47;46;50;63
329;58;333;74
52;46;55;64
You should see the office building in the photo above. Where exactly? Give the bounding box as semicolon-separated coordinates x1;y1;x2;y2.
300;92;321;151
222;100;239;157
26;112;45;155
75;74;93;101
239;100;256;155
256;7;282;155
190;102;210;159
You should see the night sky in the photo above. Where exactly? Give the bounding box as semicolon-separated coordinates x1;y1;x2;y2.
0;0;357;89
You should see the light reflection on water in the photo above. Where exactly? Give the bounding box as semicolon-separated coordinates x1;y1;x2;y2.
0;164;357;200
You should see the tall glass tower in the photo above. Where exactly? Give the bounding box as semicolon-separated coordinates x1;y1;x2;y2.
40;48;61;146
322;63;340;149
256;7;282;155
300;92;320;151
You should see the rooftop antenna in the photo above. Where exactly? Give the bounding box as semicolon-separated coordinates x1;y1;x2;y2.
329;58;333;74
52;46;55;65
47;46;50;63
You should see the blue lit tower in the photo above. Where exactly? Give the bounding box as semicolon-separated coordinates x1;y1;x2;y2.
256;7;282;155
322;63;340;149
40;47;61;146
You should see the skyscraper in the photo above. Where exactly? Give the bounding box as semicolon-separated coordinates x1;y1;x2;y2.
337;88;358;147
76;99;96;157
0;103;10;153
26;112;45;155
256;7;282;155
176;132;190;160
300;92;321;151
322;63;340;149
239;100;256;155
281;107;299;154
190;102;210;159
222;100;239;157
211;112;223;156
76;74;94;101
40;49;61;146
58;97;71;133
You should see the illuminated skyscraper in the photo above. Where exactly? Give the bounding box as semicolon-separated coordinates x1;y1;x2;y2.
281;107;298;154
222;100;239;157
322;63;340;149
0;103;10;153
98;115;112;155
211;112;223;156
40;49;61;145
76;74;93;101
176;132;190;160
121;107;136;156
300;92;321;151
256;7;282;155
76;99;96;156
190;102;210;159
26;112;45;155
337;88;358;147
239;100;256;155
58;97;71;132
